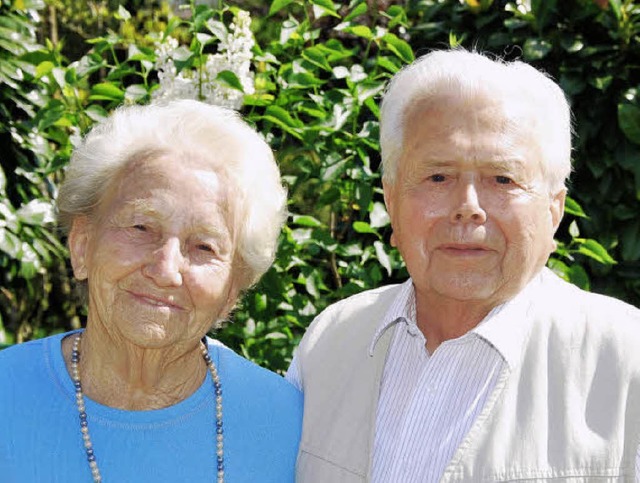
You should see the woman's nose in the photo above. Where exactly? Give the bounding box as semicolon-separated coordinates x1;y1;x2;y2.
142;238;185;286
450;181;487;224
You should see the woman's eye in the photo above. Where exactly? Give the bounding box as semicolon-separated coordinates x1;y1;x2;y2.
429;174;446;183
196;244;214;253
495;176;513;185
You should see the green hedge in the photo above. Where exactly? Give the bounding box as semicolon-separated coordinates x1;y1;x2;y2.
1;0;638;371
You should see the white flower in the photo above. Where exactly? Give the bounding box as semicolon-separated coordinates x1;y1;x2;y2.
152;9;255;110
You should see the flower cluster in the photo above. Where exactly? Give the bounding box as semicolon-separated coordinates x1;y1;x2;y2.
153;10;255;110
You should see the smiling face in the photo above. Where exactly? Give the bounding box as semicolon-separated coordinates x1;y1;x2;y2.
69;153;240;350
384;94;565;309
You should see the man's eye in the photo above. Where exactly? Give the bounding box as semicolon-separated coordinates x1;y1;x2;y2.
429;174;446;183
495;176;513;185
133;224;147;232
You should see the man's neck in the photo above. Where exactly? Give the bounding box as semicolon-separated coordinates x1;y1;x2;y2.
414;293;499;354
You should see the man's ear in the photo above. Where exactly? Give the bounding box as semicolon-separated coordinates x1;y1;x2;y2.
550;187;566;235
382;179;398;248
68;216;91;280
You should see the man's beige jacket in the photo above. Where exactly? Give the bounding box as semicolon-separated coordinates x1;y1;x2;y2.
294;269;640;482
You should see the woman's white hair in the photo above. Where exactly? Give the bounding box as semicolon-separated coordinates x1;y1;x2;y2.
57;99;287;289
380;49;572;193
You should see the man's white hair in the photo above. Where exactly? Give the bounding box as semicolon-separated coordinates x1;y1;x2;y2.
380;49;572;193
57;99;286;289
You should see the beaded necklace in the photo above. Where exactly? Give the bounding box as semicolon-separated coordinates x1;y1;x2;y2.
70;333;224;482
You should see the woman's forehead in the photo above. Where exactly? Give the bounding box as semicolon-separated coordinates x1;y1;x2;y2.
97;154;231;222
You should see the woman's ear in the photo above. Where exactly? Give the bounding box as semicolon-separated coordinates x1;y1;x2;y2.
68;216;91;280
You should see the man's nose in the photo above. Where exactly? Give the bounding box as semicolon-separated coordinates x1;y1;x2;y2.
450;181;487;224
142;237;185;286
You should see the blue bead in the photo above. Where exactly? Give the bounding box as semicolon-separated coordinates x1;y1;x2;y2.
216;427;223;435
80;420;88;427
88;454;96;462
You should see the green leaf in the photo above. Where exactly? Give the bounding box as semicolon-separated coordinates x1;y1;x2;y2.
216;70;244;91
344;2;368;22
89;83;125;102
35;61;54;79
621;220;640;261
568;220;580;238
369;202;390;228
576;239;616;265
618;104;640;145
85;104;108;123
382;33;414;63
564;196;587;218
377;56;400;73
531;0;556;31
206;20;228;42
311;0;339;17
125;84;148;103
305;274;320;298
253;292;267;312
523;38;552;60
0;227;21;259
374;240;392;276
342;25;373;40
243;93;275;107
269;0;295;16
16;200;54;225
609;0;622;22
302;46;332;71
115;5;131;21
568;263;590;290
261;106;303;139
353;221;378;235
292;215;323;227
265;105;302;128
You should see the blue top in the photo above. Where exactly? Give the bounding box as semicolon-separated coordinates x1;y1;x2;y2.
0;331;302;482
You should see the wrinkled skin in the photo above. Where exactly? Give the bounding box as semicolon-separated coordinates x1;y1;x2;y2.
383;95;565;348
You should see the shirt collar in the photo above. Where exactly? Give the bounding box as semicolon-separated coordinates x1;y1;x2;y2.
367;269;547;367
473;269;546;368
368;279;415;356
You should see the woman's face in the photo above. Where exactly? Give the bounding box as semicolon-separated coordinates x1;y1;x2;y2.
69;153;239;350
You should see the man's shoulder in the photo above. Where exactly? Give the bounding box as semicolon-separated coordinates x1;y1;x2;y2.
538;268;640;341
312;284;402;328
297;284;403;354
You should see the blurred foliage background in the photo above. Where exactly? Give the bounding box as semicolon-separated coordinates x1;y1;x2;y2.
1;0;639;371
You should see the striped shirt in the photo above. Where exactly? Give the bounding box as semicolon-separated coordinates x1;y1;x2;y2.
287;278;640;481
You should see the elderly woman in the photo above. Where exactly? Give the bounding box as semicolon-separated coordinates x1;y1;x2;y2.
0;100;301;481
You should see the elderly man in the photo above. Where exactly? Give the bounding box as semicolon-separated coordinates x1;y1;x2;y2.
286;50;640;482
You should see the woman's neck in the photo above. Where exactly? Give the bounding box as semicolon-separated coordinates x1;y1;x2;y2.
62;327;208;410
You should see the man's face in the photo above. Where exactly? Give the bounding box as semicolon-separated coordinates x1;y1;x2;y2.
383;95;565;308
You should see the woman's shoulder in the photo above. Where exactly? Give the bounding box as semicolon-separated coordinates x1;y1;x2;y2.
0;332;71;409
0;335;49;370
